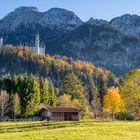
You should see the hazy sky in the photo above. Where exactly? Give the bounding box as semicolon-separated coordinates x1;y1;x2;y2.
1;0;140;21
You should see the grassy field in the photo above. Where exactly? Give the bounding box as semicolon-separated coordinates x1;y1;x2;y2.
0;120;140;140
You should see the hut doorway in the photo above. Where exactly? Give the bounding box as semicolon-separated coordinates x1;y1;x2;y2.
64;113;71;121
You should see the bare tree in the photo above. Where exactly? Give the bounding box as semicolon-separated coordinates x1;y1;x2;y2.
0;90;9;116
91;97;102;118
13;93;20;119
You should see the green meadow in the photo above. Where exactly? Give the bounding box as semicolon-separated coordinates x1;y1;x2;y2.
0;121;140;140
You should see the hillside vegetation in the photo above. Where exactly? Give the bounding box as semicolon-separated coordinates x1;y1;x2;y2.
0;45;120;118
1;46;140;120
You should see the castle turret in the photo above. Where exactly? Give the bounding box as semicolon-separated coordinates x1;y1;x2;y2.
35;33;40;54
0;37;3;47
21;33;45;56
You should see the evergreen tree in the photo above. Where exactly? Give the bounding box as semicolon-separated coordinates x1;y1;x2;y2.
61;73;84;101
19;75;40;116
31;76;40;113
40;79;49;106
48;83;56;107
2;74;13;94
99;78;107;105
98;78;107;116
20;75;30;116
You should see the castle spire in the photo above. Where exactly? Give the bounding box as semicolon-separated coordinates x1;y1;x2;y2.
0;37;3;47
35;33;40;54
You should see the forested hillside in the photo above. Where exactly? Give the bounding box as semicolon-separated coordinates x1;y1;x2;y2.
0;46;119;118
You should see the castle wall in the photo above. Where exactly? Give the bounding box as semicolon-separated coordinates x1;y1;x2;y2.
23;46;45;56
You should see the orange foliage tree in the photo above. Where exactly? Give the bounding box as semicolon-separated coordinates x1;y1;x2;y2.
103;87;124;120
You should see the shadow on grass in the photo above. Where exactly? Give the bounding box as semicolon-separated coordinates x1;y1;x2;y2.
0;120;113;134
0;121;84;133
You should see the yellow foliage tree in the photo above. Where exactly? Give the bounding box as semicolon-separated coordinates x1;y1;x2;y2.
72;60;83;70
103;87;124;120
17;47;23;58
57;94;90;119
120;69;140;120
57;94;81;108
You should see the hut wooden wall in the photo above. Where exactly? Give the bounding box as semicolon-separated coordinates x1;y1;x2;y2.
51;112;79;121
52;112;64;121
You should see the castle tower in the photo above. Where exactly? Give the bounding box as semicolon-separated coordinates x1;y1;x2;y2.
0;37;3;47
35;33;40;54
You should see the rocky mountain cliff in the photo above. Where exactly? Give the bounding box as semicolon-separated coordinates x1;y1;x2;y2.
110;14;140;37
87;18;109;25
1;7;140;76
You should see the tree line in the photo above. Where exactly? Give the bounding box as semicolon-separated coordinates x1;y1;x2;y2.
0;74;56;117
1;46;140;120
0;45;119;118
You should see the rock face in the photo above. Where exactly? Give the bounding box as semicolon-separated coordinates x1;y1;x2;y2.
87;18;109;25
1;7;140;76
40;8;83;31
0;7;41;32
110;14;140;37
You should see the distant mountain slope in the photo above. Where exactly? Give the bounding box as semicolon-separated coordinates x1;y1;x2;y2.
48;23;140;76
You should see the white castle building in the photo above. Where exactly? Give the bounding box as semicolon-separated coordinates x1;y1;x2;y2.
21;33;45;56
0;34;45;56
0;37;3;48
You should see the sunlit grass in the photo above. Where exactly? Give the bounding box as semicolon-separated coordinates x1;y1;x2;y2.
0;120;140;140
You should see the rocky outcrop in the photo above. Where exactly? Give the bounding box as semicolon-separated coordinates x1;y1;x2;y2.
87;18;109;25
110;14;140;37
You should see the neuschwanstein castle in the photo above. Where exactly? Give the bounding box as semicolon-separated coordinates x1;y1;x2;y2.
0;34;45;56
0;37;3;48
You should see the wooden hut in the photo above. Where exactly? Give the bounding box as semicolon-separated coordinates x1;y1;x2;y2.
49;108;80;121
37;106;80;121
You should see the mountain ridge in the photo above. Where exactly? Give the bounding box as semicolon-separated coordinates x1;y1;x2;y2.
0;7;83;32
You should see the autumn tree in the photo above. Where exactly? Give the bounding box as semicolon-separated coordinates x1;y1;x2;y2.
120;69;140;120
57;94;89;119
57;94;80;108
0;90;9;116
17;47;23;58
103;87;124;120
